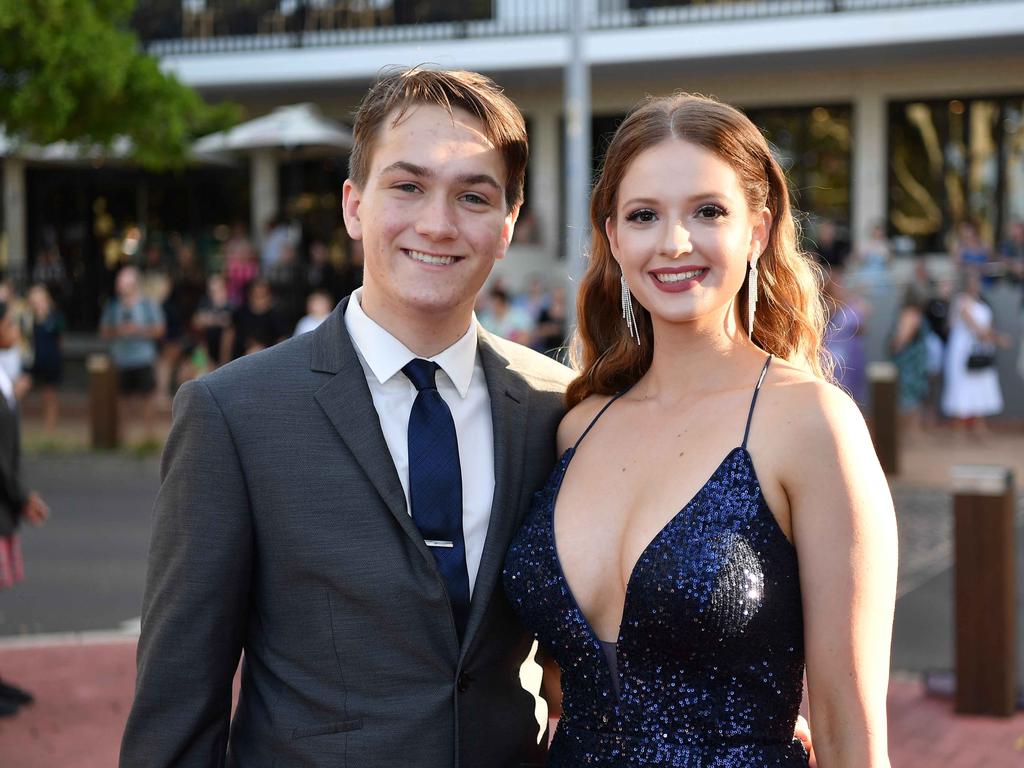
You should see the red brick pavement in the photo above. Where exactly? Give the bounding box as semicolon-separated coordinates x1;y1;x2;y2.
1;638;1022;767
0;638;137;768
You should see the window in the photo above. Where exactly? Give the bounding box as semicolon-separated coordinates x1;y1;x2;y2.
590;104;853;235
889;95;1024;252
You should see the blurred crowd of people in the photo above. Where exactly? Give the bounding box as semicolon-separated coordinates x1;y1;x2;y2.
820;217;1024;440
96;218;364;439
4;212;1023;440
4;217;365;438
476;276;569;360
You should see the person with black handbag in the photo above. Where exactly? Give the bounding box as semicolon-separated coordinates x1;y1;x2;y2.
941;270;1011;437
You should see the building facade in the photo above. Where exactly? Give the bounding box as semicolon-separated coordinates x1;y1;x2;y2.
136;0;1024;284
4;0;1024;327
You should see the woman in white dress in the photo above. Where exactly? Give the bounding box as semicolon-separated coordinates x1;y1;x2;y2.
942;271;1010;434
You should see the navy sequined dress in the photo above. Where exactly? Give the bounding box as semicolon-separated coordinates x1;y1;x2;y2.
503;357;808;767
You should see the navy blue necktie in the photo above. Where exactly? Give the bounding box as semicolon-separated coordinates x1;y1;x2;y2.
403;359;470;640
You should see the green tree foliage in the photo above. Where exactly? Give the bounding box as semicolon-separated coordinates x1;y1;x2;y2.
0;0;238;169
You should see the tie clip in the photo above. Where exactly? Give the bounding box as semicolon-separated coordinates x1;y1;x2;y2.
425;539;454;548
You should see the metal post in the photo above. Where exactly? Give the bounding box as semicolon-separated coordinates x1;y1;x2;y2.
952;465;1018;716
88;354;120;450
564;0;591;330
867;361;898;475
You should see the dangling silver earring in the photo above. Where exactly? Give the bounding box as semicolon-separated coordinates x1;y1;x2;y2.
747;252;760;339
620;273;640;346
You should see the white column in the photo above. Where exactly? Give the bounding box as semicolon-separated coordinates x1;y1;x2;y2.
852;91;887;252
2;158;27;285
250;149;279;249
529;110;560;255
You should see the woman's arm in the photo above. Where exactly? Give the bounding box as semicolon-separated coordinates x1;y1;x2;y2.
956;297;998;342
889;305;922;353
539;652;563;720
784;383;897;767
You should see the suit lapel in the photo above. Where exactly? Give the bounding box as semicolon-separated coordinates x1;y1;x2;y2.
311;299;436;570
461;329;530;659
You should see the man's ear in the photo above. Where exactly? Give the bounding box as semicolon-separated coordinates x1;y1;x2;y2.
496;204;521;261
341;179;363;241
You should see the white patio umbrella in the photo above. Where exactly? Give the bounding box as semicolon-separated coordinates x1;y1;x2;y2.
192;104;352;243
191;103;353;154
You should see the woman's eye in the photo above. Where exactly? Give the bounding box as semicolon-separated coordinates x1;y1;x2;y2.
626;209;657;223
696;204;727;219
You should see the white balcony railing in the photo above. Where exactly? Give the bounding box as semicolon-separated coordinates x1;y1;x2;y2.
139;0;1001;56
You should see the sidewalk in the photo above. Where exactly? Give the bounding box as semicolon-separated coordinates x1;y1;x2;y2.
1;636;1022;766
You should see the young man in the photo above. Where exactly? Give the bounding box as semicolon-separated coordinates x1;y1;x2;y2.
120;68;572;767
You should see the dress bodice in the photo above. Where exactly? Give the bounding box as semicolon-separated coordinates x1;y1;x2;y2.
503;357;808;766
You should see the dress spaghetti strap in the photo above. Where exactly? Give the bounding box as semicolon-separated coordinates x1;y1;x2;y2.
572;387;633;452
742;355;773;450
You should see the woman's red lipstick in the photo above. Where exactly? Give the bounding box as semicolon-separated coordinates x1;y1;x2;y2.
648;265;709;293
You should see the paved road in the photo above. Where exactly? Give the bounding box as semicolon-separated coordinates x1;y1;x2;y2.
5;452;1024;683
1;455;159;636
890;482;1024;673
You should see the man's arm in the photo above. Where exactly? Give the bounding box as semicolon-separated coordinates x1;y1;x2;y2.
120;379;253;768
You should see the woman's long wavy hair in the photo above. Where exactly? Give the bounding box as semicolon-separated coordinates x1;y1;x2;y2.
566;93;830;409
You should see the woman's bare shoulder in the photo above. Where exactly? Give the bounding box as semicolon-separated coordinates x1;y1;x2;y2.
556;394;617;454
758;359;867;450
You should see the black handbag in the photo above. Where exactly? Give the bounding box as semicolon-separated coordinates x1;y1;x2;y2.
966;344;996;370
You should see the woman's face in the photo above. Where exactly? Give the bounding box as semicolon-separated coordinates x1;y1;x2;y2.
606;139;769;334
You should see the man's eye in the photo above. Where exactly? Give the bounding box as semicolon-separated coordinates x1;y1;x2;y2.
395;183;420;193
625;209;657;223
462;193;488;205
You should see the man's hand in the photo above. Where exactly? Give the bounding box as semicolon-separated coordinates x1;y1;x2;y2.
21;491;49;526
795;715;816;767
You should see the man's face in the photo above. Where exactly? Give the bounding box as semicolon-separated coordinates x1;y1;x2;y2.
116;268;139;299
342;104;518;330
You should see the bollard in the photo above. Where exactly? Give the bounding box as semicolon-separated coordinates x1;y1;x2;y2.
867;362;898;475
87;354;120;450
952;465;1017;716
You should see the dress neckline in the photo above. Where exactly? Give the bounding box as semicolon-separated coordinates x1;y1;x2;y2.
550;444;756;648
551;355;774;646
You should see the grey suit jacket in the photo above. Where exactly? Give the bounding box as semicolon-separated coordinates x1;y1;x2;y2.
120;299;573;768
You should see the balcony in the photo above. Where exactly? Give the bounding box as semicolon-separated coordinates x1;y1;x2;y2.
137;0;998;56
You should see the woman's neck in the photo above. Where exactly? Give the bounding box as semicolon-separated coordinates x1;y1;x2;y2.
636;309;761;404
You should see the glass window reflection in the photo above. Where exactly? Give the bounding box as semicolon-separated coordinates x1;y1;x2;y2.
889;95;1024;253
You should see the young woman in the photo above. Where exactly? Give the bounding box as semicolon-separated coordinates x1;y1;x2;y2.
27;285;64;434
941;270;1009;437
505;94;897;766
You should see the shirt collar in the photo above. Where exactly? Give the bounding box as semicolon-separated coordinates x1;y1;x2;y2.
344;288;478;398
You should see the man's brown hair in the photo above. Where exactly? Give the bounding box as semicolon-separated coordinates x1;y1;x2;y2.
349;67;528;213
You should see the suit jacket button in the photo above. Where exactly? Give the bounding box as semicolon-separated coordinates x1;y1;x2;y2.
457;673;472;692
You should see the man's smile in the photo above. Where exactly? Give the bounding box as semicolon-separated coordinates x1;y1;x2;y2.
404;248;463;266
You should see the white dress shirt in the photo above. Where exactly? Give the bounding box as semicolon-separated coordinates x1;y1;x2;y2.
344;289;495;595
